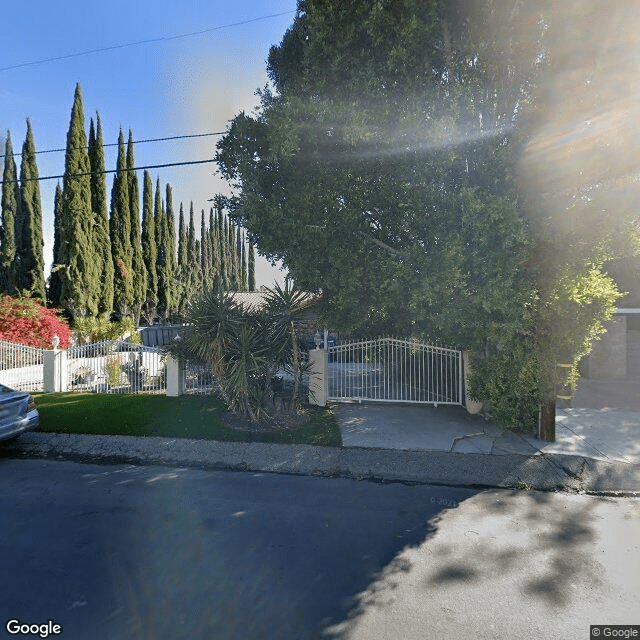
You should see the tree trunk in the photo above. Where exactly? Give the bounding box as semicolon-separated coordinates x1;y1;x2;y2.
538;396;556;441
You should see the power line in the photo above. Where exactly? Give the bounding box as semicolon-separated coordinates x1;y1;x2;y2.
0;130;225;159
0;158;216;185
0;10;296;72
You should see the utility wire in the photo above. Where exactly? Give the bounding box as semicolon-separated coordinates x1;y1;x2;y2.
0;130;226;159
0;10;296;72
0;158;216;185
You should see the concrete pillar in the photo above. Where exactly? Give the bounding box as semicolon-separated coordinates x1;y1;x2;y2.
43;348;68;393
462;350;483;414
166;354;184;397
308;347;328;406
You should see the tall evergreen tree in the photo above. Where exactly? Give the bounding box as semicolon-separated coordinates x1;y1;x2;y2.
186;202;202;299
127;130;146;325
227;216;238;289
235;228;243;291
216;199;227;290
141;171;157;323
209;207;218;283
154;179;171;320
109;128;133;317
17;119;46;301
176;202;189;315
88;113;114;317
48;182;63;305
164;184;178;319
248;238;256;292
240;235;247;291
200;209;212;292
59;83;98;318
0;132;20;295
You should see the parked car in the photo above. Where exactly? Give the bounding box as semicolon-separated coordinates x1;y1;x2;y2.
0;384;39;443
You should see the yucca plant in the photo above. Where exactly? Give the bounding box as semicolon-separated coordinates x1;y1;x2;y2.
262;281;315;409
171;283;315;424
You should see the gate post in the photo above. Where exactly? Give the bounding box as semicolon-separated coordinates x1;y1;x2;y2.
308;347;328;406
462;350;483;414
43;339;68;393
166;354;184;396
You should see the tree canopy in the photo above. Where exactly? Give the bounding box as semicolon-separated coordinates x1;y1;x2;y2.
216;0;635;430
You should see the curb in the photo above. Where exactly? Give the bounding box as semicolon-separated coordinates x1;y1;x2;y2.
4;432;640;494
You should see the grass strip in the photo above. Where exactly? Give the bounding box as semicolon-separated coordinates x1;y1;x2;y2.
32;392;342;446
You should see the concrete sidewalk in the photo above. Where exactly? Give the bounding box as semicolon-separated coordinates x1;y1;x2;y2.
333;402;640;465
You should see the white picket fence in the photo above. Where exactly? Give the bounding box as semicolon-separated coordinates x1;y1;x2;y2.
0;340;45;392
66;340;167;394
0;338;168;394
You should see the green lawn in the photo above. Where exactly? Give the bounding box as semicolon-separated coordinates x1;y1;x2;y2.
32;392;342;447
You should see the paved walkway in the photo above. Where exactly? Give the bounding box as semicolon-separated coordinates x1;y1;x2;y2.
333;402;640;465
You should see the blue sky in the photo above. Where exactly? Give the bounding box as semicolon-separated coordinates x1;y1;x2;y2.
1;0;297;286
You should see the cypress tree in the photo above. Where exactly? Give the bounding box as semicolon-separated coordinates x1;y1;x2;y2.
164;184;178;319
227;216;238;290
89;113;114;317
60;83;97;319
17;119;46;302
154;179;170;320
217;201;227;290
186;202;202;299
109;128;133;317
248;238;256;291
48;182;63;305
141;171;157;323
208;207;218;283
127;130;146;325
176;202;188;315
240;235;247;291
0;132;20;295
200;209;212;292
236;228;243;292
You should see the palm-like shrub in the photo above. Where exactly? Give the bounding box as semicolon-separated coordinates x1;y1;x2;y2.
170;284;315;424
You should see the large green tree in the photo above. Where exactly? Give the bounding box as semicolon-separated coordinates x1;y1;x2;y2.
0;132;20;295
127;130;146;325
16;119;46;301
88;113;114;317
176;202;188;316
216;0;533;343
216;0;628;433
58;83;98;319
141;171;158;323
164;184;178;318
109;129;133;317
48;182;63;305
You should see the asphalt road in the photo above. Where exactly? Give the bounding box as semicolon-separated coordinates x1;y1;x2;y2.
1;458;639;640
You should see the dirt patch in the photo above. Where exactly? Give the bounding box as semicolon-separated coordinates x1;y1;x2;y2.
221;408;312;433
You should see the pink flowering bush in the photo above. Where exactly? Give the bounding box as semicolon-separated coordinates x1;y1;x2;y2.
0;295;71;349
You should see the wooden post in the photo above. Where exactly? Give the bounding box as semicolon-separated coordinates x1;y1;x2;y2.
538;397;556;441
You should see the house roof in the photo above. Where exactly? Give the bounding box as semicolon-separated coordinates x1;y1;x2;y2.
228;289;319;311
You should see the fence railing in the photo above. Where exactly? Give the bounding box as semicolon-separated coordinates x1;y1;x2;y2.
67;340;167;394
0;340;45;392
183;360;215;395
326;337;464;405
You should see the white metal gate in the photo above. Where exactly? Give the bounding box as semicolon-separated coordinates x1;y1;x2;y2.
327;337;463;405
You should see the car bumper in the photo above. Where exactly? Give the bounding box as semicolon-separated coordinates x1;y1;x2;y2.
0;409;39;442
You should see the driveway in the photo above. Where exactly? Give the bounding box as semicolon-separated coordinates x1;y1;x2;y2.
333;381;640;465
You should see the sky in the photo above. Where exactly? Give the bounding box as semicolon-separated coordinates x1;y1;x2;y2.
0;0;298;287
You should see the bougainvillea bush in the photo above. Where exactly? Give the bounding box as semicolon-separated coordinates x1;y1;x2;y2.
0;295;71;349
